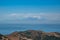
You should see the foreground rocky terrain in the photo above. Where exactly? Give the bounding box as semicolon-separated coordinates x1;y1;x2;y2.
0;30;60;40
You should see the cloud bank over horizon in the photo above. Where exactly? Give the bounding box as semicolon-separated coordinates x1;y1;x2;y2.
0;13;60;24
0;0;60;24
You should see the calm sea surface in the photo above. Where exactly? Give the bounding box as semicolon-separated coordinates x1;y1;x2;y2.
0;24;60;34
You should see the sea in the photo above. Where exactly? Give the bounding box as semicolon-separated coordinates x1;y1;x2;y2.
0;24;60;34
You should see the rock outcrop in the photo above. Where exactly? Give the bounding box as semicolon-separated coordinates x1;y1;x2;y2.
1;30;60;40
6;30;60;40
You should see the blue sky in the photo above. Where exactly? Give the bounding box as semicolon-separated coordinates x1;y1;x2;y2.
0;0;60;24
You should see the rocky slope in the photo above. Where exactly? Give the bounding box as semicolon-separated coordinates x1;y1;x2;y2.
0;34;3;39
7;30;60;40
1;30;60;40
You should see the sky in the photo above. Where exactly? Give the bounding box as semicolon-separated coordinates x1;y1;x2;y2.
0;0;60;24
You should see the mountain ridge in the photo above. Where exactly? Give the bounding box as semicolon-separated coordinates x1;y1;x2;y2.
0;30;60;40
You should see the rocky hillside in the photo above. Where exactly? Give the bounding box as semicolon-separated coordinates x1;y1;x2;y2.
7;30;60;40
1;30;60;40
0;34;3;40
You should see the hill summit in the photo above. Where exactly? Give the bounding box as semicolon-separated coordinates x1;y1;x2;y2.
0;30;60;40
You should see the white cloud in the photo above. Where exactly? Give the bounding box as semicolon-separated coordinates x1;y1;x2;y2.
2;13;41;20
10;13;17;16
0;13;60;24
